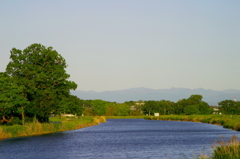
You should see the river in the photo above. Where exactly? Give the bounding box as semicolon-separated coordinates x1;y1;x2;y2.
1;119;240;159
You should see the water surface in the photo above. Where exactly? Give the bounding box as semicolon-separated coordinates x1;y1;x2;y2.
1;119;240;159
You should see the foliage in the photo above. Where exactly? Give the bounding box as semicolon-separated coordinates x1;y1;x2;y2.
105;116;145;119
141;96;211;116
199;101;213;114
218;100;240;115
113;103;130;116
83;107;94;116
177;95;212;115
0;116;105;140
0;72;29;123
212;135;240;159
91;99;107;116
2;43;77;123
57;95;83;116
184;105;200;115
145;114;240;131
142;100;158;115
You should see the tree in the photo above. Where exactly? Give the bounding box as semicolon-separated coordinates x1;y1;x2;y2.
142;100;158;115
177;95;212;115
176;99;188;114
0;72;29;124
105;102;117;116
184;105;200;115
5;43;77;123
218;100;240;115
66;95;84;116
91;100;107;116
114;103;130;116
199;101;212;114
188;95;203;105
58;95;83;117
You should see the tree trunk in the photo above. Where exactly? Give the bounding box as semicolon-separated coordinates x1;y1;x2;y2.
21;107;25;125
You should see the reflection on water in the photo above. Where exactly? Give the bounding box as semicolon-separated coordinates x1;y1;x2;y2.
1;119;240;159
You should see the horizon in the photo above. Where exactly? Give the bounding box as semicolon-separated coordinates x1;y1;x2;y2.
1;1;240;92
71;86;239;105
74;87;240;93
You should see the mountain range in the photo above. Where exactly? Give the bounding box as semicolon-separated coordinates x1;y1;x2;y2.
71;87;240;106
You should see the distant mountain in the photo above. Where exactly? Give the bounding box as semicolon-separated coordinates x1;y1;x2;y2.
71;87;240;106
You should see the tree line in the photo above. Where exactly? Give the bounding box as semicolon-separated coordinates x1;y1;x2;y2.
80;94;213;116
0;44;238;125
80;95;239;117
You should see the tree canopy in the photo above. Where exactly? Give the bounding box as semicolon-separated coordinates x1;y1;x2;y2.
2;43;78;123
91;99;107;116
218;100;240;115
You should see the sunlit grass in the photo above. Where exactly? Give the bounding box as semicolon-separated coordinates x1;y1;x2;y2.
145;115;240;131
0;116;105;140
195;136;240;159
105;116;145;119
146;115;240;159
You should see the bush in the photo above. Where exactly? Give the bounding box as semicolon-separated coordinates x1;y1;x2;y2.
212;136;240;159
1;117;22;126
202;118;211;123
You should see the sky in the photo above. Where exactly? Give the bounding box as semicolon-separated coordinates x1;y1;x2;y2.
1;1;240;92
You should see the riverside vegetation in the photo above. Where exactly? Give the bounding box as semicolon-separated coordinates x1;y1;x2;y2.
145;115;240;131
197;135;240;159
0;116;106;140
146;115;240;159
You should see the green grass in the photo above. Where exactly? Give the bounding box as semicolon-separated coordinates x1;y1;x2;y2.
105;116;146;119
196;136;240;159
146;115;240;159
0;116;105;140
145;115;240;131
211;135;240;159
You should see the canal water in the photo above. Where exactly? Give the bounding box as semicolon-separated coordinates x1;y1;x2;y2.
1;119;240;159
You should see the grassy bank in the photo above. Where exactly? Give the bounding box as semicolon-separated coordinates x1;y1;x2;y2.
145;115;240;131
105;116;145;119
0;116;106;140
145;115;240;159
197;135;240;159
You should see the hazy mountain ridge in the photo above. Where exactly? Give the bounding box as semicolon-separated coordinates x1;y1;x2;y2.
71;87;240;106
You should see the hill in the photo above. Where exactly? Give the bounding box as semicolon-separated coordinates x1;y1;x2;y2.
71;87;240;106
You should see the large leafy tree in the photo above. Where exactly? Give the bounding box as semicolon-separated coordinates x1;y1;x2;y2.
188;95;203;105
5;43;77;123
218;100;240;115
176;95;212;115
142;100;158;115
58;95;83;117
0;72;29;124
184;105;201;115
114;103;130;116
199;101;213;114
91;99;107;116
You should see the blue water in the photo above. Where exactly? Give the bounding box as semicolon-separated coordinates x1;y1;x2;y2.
1;119;240;159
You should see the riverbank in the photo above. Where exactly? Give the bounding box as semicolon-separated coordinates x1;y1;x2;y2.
145;115;240;131
105;116;145;119
145;115;240;159
0;116;106;140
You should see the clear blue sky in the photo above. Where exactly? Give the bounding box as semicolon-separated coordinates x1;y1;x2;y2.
1;1;240;92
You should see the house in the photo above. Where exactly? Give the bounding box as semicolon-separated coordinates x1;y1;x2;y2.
61;114;76;117
212;108;220;114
